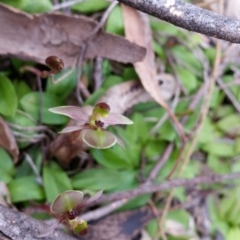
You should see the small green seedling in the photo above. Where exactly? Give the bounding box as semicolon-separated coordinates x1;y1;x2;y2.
49;102;133;149
37;190;102;238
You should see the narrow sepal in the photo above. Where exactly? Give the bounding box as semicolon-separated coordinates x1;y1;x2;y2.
59;126;84;133
49;106;93;123
101;112;133;125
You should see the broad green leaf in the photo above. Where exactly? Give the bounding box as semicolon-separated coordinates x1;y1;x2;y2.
43;162;72;202
91;146;133;169
122;67;138;80
198;117;215;143
175;67;199;93
171;45;202;72
210;88;224;109
84;88;106;106
0;75;18;117
72;168;128;191
126;113;148;144
6;110;37;149
46;68;77;100
0;0;53;12
153;41;165;59
217;114;240;135
150;19;179;35
0;147;15;183
23;0;52;13
119;194;151;211
227;227;240;240
71;0;109;13
201;141;235;157
102;75;123;89
145;140;166;159
13;81;31;105
8;176;44;202
20;92;68;125
207;155;230;174
167;209;190;230
106;6;124;35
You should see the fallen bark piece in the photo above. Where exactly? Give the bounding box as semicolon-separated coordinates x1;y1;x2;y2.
0;3;145;67
0;204;76;240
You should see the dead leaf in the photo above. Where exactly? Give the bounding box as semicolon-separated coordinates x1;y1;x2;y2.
0;3;145;67
122;5;186;141
99;74;176;113
0;117;19;163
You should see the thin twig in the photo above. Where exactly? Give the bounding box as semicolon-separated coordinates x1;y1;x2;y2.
78;198;131;222
24;153;43;185
217;78;240;114
53;0;86;11
75;0;118;104
95;171;240;204
145;143;174;184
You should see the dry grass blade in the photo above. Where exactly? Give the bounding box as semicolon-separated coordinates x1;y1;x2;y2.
0;117;19;163
122;5;186;141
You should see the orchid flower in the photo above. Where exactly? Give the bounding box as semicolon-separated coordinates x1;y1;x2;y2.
37;190;102;238
49;102;133;149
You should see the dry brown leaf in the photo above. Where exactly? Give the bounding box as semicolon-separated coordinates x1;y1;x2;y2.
0;3;145;67
122;5;186;141
0;117;19;163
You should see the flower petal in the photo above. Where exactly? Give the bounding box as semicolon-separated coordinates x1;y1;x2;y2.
49;106;93;123
81;129;117;149
36;219;61;238
100;113;133;126
75;190;103;211
59;126;84;133
51;190;84;215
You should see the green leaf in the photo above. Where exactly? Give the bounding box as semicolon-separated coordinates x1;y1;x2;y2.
106;6;124;35
46;68;77;100
71;0;109;13
175;67;199;93
150;20;179;35
126;113;148;144
102;75;123;89
0;0;53;12
0;75;18;117
13;80;31;105
227;227;240;240
198;117;215;143
167;209;190;230
171;45;202;72
6;110;37;149
217;114;240;136
8;176;44;203
84;88;106;106
201;141;235;157
207;155;230;174
72;168;128;191
43;162;72;202
23;0;52;13
91;145;133;169
0;147;15;183
20;92;68;125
